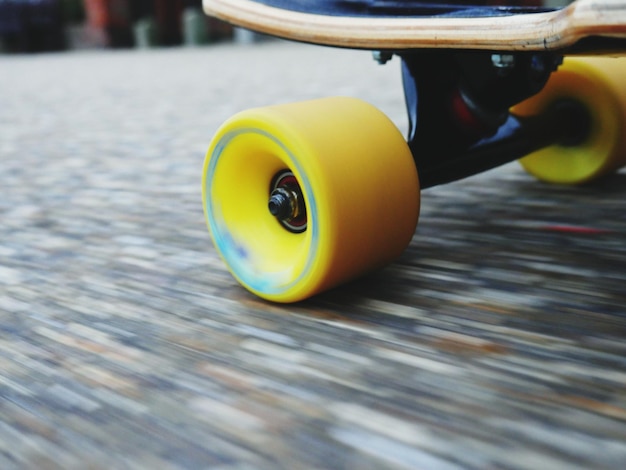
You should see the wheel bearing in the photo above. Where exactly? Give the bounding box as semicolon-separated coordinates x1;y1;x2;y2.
269;170;307;233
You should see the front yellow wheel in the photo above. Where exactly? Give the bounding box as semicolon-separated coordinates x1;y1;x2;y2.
203;97;420;302
514;57;626;184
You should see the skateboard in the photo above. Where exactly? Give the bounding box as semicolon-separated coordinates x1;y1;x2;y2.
201;0;626;302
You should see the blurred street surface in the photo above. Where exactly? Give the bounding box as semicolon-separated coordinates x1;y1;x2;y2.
1;42;626;469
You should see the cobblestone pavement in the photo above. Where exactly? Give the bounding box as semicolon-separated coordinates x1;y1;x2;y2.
1;42;626;469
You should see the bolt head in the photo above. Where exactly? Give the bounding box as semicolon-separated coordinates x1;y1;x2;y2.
491;54;516;69
372;50;393;65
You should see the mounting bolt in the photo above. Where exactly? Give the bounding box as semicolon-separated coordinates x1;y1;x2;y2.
531;54;564;77
491;54;516;75
372;50;393;65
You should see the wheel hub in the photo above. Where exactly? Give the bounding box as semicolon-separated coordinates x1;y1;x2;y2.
268;171;307;233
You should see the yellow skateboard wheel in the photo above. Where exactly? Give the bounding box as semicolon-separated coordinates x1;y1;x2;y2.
203;97;420;302
514;57;626;184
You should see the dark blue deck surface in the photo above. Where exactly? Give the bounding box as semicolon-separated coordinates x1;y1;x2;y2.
252;0;554;17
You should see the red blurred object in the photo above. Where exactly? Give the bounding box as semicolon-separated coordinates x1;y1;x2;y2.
83;0;132;47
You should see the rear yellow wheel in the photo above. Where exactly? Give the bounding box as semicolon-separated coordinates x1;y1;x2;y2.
514;57;626;184
203;97;420;302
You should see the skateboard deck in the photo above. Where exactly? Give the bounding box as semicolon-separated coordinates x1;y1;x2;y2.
203;0;626;52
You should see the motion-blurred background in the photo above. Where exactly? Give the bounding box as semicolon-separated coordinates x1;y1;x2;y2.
0;0;235;53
